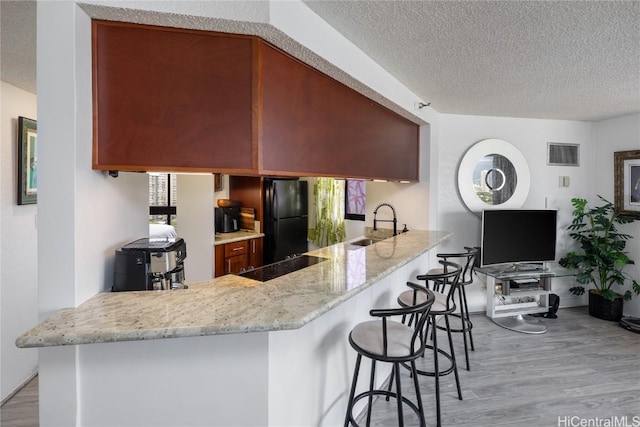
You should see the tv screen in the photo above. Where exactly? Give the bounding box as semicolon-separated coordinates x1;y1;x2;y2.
481;209;557;268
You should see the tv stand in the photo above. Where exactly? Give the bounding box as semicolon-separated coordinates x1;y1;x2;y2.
484;263;547;276
478;265;574;334
492;314;546;334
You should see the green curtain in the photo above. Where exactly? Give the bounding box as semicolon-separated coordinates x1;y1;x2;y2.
309;178;346;247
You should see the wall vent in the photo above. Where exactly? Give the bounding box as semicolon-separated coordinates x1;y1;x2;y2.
548;143;579;166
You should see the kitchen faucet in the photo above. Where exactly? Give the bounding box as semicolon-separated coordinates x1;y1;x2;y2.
373;203;397;236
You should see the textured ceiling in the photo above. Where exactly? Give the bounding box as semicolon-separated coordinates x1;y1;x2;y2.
1;0;37;94
303;0;640;122
2;1;639;122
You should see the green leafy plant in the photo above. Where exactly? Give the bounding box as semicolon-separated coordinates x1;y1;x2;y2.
559;196;639;301
308;178;346;247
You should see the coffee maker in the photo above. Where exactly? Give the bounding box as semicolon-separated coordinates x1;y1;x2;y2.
113;237;187;291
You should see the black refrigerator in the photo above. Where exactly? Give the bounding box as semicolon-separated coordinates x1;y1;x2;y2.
263;179;309;264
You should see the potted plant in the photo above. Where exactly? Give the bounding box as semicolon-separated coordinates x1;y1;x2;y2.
559;196;639;321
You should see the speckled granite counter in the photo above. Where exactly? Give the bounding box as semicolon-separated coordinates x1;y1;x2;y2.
16;229;450;348
214;230;263;245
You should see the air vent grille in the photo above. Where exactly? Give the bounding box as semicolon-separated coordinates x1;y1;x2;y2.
548;143;579;166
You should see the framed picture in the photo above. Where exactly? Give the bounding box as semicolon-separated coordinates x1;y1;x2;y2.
17;116;37;205
345;179;365;221
614;150;640;218
214;174;223;192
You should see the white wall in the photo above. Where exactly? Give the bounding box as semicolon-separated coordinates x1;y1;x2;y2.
593;113;640;317
176;174;214;283
0;81;38;402
37;3;148;425
78;333;270;427
437;114;594;312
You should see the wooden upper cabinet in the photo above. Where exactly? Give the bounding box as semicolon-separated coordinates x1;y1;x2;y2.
258;42;419;181
92;21;419;181
92;21;256;173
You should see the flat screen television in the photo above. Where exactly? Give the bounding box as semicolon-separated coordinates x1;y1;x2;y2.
481;209;557;271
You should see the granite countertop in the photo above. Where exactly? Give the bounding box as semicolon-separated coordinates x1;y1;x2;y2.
16;229;451;348
214;230;264;245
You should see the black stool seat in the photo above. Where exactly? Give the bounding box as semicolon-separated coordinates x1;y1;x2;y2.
344;284;435;427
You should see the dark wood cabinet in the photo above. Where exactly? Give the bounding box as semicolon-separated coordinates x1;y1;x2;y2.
249;237;263;269
258;43;419;181
229;176;264;231
92;21;257;173
214;236;263;277
214;245;225;278
214;240;248;277
92;21;420;181
227;254;249;275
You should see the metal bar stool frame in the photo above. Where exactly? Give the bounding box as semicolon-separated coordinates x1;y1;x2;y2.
428;247;478;371
391;261;463;427
344;284;435;427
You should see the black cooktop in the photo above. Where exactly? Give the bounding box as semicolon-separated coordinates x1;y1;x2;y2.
237;255;328;282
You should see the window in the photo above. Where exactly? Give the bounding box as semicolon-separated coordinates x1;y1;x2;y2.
149;173;177;225
309;178;346;247
345;179;365;221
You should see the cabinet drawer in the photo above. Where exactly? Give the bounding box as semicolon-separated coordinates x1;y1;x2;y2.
224;240;248;257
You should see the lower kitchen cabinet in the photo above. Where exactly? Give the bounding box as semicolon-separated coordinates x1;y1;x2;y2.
249;237;263;270
214;237;263;277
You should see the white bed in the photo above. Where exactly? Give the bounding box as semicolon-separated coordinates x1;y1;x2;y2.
149;223;178;239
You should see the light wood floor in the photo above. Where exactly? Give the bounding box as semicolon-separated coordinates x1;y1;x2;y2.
356;306;640;426
1;307;638;427
1;375;38;427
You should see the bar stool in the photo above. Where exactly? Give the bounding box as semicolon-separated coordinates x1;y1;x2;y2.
393;261;463;427
427;248;477;370
344;284;435;427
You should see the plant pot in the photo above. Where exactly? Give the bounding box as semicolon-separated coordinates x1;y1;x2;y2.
588;290;623;321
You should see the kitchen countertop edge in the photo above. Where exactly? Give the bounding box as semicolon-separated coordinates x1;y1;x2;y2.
16;230;451;348
214;230;264;245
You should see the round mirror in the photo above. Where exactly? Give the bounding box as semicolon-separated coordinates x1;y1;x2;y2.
472;154;517;205
458;139;530;212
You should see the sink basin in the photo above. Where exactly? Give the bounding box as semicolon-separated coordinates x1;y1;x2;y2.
349;238;382;247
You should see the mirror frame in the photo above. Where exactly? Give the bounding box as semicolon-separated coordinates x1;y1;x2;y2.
457;138;530;212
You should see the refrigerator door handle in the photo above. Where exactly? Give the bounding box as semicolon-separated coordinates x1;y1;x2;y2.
273;185;278;221
272;185;278;247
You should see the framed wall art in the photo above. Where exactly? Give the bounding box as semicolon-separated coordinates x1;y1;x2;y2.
214;174;223;192
614;150;640;218
17;116;37;205
345;179;365;221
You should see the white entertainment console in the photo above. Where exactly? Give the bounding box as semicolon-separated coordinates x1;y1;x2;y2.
479;265;575;334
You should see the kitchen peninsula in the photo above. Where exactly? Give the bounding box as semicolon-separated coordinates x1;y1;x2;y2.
17;230;450;426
